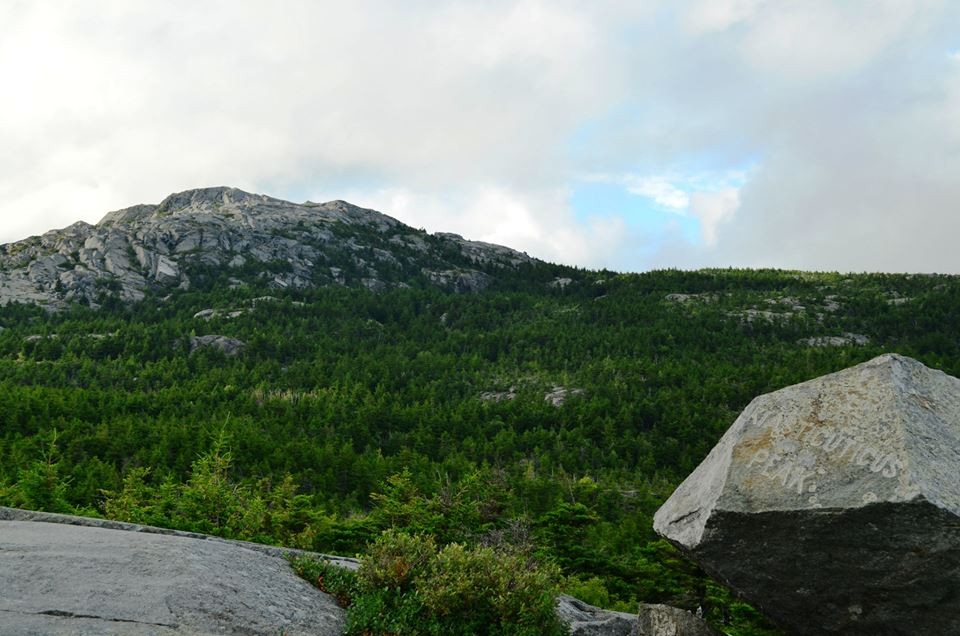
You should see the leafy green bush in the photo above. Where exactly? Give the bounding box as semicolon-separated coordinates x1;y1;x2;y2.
417;542;564;635
295;530;567;636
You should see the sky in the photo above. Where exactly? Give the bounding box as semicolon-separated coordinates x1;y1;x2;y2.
1;1;959;273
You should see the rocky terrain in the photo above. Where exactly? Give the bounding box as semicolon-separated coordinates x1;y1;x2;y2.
0;187;535;309
0;510;348;635
655;354;960;635
0;507;716;636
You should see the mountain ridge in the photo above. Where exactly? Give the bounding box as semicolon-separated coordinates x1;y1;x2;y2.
0;187;538;309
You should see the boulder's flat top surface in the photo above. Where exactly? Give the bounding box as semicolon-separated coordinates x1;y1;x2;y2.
0;519;344;635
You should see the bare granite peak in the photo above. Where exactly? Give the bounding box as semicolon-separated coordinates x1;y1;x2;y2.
0;187;537;309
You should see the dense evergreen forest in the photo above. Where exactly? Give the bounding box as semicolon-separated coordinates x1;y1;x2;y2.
2;263;958;634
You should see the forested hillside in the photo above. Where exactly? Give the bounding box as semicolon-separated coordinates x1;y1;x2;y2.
2;261;958;634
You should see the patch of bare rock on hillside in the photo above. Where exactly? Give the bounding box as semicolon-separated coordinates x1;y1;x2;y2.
189;334;247;356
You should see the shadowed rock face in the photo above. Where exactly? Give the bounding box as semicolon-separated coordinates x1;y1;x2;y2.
654;354;960;635
0;186;534;309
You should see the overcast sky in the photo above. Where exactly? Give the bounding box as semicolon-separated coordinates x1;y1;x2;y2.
2;1;958;273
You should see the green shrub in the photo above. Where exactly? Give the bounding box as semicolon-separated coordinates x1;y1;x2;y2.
418;542;564;636
562;576;611;609
295;530;567;636
359;529;436;592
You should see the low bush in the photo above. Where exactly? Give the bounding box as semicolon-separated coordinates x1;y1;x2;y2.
294;529;567;636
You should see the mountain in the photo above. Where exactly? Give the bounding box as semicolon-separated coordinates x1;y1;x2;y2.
5;191;960;634
0;186;538;308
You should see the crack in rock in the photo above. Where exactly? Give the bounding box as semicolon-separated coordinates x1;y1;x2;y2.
0;607;178;629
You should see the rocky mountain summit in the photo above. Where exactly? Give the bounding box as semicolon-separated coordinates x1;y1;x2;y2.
655;354;960;635
0;187;535;309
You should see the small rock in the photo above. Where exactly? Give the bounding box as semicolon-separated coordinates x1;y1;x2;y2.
362;278;388;293
556;595;719;636
154;255;180;284
422;268;492;293
189;335;246;356
480;390;517;403
727;309;790;323
637;603;720;636
665;293;717;304
798;332;870;347
545;386;585;407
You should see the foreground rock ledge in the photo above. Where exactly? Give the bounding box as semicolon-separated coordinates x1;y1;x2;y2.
654;353;960;635
0;519;344;635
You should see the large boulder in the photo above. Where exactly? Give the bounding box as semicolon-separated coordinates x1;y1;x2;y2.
654;354;960;635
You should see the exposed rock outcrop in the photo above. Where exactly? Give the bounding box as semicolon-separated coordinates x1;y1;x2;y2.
0;187;533;309
635;604;720;636
422;268;492;293
480;389;517;403
556;595;719;636
545;385;585;407
0;515;345;635
654;354;960;635
189;335;246;356
798;332;870;347
1;506;716;636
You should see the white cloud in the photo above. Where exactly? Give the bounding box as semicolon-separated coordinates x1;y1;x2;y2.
588;170;747;247
685;0;765;34
0;1;624;243
689;188;740;246
1;1;959;273
341;184;632;270
623;177;690;211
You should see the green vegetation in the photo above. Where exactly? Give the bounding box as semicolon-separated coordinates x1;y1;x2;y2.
293;530;565;636
2;266;959;634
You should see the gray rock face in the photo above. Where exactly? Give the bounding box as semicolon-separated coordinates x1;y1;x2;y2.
189;335;246;356
0;518;345;635
636;604;720;636
654;354;960;635
422;267;493;293
556;595;719;636
799;332;870;347
545;385;585;407
0;186;534;309
480;389;517;403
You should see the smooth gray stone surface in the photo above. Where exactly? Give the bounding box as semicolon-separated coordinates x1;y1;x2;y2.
0;506;359;571
655;354;960;635
0;519;345;635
